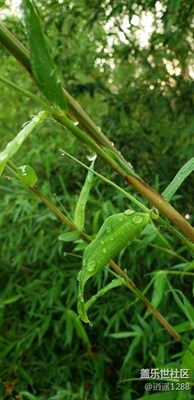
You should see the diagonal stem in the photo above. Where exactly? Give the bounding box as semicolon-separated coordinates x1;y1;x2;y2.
0;23;194;242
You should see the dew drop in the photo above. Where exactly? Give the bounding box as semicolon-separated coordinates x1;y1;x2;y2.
19;165;27;176
87;261;96;272
110;237;114;241
123;268;127;274
76;270;82;281
59;148;65;156
100;240;105;245
102;248;107;254
106;226;112;233
124;209;135;216
127;161;134;170
78;294;84;303
119;217;123;222
132;215;144;224
89;321;93;327
63;252;67;257
86;153;97;161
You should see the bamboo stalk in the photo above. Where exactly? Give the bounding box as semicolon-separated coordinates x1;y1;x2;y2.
0;23;194;242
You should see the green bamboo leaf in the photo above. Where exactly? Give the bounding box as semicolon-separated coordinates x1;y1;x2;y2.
168;283;194;328
181;337;194;372
22;0;67;110
108;331;142;339
150;272;167;309
77;210;150;323
162;157;194;202
183;260;194;272
58;231;80;242
20;392;39;400
37;315;51;345
0;111;47;176
74;158;95;230
178;338;194;399
65;309;90;346
1;295;21;305
174;321;193;334
17;164;38;187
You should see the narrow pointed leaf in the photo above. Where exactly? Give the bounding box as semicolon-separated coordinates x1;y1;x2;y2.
22;0;67;110
162;157;194;202
74;158;95;230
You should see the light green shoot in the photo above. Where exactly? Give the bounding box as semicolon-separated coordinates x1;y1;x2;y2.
85;277;124;312
0;111;47;176
74;157;96;230
61;149;148;212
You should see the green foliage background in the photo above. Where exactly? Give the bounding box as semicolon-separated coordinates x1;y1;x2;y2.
0;1;194;399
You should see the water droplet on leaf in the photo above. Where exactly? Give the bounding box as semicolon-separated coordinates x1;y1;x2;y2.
86;153;97;161
59;148;65;156
87;261;96;272
124;209;135;216
83;259;87;267
76;270;82;281
17;165;38;186
78;294;84;303
132;215;144;224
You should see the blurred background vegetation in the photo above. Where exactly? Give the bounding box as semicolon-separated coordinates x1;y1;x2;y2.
0;0;194;399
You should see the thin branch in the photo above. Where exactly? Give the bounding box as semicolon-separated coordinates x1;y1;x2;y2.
0;22;194;242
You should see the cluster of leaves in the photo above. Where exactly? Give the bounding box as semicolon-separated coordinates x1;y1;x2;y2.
0;0;194;399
